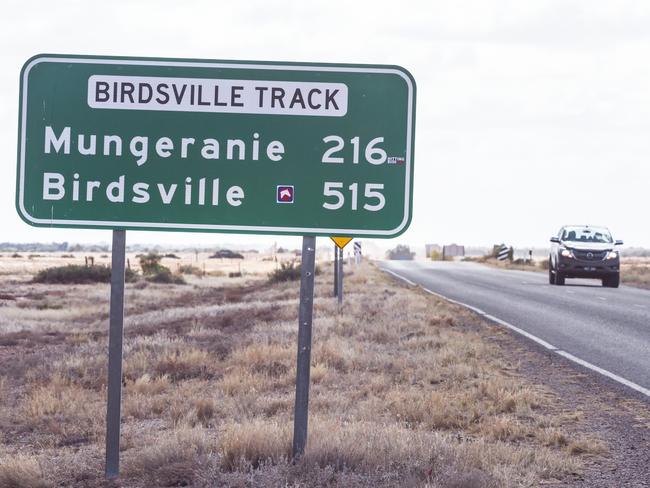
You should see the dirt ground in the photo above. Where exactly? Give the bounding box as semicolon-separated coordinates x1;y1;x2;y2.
0;254;648;487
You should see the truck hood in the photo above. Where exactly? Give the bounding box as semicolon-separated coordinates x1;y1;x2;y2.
562;241;614;251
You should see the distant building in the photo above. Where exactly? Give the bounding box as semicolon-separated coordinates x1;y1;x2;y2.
442;244;465;258
425;243;441;258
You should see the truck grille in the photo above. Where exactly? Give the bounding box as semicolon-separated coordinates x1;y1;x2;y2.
572;249;608;261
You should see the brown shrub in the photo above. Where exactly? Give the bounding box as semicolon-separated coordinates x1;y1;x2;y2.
194;398;216;426
154;348;214;381
0;454;50;488
220;420;291;470
124;427;216;485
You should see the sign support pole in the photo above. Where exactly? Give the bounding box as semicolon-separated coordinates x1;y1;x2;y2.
292;235;316;460
337;248;343;305
105;229;126;479
333;243;339;297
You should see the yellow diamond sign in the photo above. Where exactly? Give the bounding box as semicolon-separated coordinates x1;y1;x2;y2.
330;237;353;249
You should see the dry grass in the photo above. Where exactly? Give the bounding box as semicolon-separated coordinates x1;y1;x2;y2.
0;454;50;488
621;258;650;288
0;253;610;487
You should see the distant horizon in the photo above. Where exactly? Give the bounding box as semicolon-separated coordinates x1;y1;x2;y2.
2;237;647;252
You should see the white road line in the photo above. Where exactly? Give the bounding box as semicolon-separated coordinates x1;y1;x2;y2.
382;268;417;286
555;350;650;397
420;287;559;351
381;267;650;399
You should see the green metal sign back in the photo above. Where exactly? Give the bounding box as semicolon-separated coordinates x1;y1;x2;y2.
17;54;416;237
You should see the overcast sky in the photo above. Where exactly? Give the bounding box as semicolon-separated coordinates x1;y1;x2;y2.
2;0;649;249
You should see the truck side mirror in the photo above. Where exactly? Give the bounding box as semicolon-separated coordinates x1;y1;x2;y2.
615;240;624;246
550;237;560;243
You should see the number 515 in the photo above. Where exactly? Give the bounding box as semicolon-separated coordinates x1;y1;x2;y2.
322;182;385;211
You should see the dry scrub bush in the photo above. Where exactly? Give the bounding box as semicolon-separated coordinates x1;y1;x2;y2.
125;427;216;486
51;346;107;390
567;438;607;456
479;416;529;442
304;418;448;474
219;368;269;396
220;420;291;470
122;333;216;382
622;264;650;288
230;342;294;377
312;338;353;372
0;454;50;488
386;388;476;429
129;373;170;395
310;362;329;384
194;398;216;426
21;375;102;445
155;348;214;380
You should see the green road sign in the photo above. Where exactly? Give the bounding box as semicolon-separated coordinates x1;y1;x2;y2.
16;54;416;237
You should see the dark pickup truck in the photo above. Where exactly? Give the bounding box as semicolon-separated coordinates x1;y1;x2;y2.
549;225;623;288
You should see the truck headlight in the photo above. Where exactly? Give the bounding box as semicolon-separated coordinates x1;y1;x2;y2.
561;249;573;258
606;251;618;260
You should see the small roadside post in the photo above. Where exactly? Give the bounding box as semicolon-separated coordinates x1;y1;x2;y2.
16;54;415;476
497;244;509;261
333;243;339;297
338;247;344;305
330;237;352;305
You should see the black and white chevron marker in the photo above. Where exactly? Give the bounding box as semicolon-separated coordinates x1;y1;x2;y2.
497;245;509;261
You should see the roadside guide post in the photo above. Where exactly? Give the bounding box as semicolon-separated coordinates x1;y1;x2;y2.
16;54;415;477
105;229;126;479
338;247;344;305
334;243;339;297
330;238;352;305
292;236;316;459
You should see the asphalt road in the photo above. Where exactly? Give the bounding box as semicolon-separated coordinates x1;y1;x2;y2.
380;260;650;395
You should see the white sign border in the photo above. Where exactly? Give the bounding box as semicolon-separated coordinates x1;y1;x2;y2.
18;55;414;237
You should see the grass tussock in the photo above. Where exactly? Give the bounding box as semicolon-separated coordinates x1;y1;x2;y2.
622;260;650;288
0;260;608;487
124;427;216;486
0;454;50;488
220;420;291;470
32;264;138;284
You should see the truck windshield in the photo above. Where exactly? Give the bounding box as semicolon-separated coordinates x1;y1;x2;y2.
562;227;613;243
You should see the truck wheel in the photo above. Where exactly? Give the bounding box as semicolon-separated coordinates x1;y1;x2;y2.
548;266;556;284
556;272;565;286
603;275;620;288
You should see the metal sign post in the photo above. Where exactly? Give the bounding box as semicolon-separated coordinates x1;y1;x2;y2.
105;229;126;479
330;237;351;305
333;243;339;297
337;248;344;305
330;237;352;305
292;236;316;459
